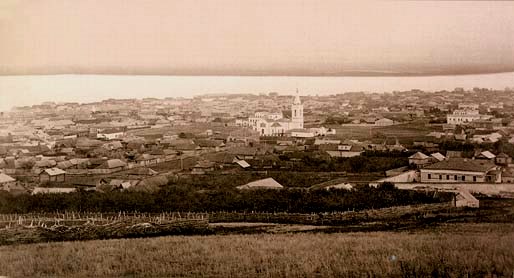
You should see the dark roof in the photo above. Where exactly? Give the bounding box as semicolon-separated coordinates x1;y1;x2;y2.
135;154;155;161
97;159;127;169
194;160;216;168
125;167;158;176
173;143;198;151
446;151;463;158
203;152;236;164
423;158;496;173
409;152;429;160
496;153;510;158
227;147;257;156
195;139;224;148
67;177;107;186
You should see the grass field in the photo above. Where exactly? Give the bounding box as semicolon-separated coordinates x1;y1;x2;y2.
1;223;513;277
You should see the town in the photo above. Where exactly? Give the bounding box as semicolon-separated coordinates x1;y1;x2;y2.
1;86;514;206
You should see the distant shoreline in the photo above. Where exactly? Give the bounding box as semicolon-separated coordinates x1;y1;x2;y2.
1;72;514;112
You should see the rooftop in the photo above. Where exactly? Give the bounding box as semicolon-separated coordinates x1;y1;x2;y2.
423;158;496;173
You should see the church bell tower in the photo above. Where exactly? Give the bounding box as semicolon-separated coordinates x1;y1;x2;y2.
291;89;304;129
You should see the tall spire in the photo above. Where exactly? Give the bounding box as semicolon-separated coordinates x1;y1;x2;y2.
293;89;301;105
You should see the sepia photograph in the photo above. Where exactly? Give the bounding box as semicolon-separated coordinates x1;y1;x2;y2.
1;0;514;276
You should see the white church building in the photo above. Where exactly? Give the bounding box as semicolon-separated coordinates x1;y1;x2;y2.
249;93;304;136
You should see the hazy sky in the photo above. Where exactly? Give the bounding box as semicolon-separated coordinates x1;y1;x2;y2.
1;1;514;111
1;1;514;75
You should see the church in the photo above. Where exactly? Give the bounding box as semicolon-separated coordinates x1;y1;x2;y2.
248;92;304;136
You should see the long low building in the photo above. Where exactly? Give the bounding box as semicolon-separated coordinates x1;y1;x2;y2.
420;158;500;183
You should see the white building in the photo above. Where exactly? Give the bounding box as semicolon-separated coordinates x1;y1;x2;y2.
249;92;304;136
419;158;500;183
447;109;491;125
375;118;394;126
97;131;125;140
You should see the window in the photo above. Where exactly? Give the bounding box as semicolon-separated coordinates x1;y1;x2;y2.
439;175;442;180
446;175;449;180
428;174;431;179
454;175;457;180
462;176;465;181
473;176;477;182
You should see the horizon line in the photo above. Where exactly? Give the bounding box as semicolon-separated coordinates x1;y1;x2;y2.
2;70;514;78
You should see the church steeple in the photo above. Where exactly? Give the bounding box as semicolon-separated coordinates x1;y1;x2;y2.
293;88;302;105
291;89;304;129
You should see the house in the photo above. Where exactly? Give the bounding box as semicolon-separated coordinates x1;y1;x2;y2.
446;108;484;125
109;179;140;190
408;152;431;168
69;158;90;169
102;141;124;150
247;154;280;169
236;177;284;190
68;177;108;189
39;168;66;183
191;160;216;174
35;159;57;169
454;133;467;141
314;139;341;145
502;168;514;183
446;151;463;158
420;158;499;183
290;129;315;138
475;151;496;160
124;167;158;177
56;160;74;170
130;175;169;192
323;144;364;158
453;190;479;208
195;139;225;152
135;154;158;166
202;151;237;167
495;153;512;166
76;137;104;150
375;118;394;126
171;141;198;156
372;170;420;185
227;147;257;160
97;159;127;172
430;152;446;162
96;129;125;140
235;159;251;169
413;139;439;149
0;173;16;189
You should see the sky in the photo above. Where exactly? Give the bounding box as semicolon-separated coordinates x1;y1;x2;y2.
1;1;514;110
1;1;514;75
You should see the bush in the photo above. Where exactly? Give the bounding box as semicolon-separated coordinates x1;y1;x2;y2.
0;185;451;214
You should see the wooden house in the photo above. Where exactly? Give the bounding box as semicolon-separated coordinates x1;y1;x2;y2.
39;168;66;183
408;152;431;168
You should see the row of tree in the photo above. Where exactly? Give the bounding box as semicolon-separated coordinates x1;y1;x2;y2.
0;183;452;214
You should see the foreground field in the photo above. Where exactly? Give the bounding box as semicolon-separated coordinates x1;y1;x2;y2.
0;223;513;277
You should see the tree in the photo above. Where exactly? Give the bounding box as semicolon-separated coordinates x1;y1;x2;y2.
19;159;35;170
378;182;395;191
